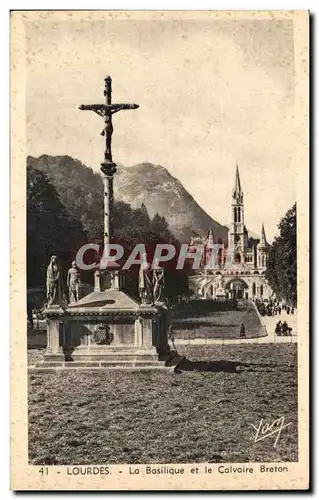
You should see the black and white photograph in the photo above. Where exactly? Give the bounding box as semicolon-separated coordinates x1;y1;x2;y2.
10;10;309;491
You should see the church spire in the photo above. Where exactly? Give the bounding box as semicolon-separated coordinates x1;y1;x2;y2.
232;163;243;204
207;226;215;246
234;163;241;194
261;222;267;247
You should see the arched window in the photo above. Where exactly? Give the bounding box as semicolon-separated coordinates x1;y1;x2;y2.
237;207;241;223
252;283;256;295
234;207;237;223
260;285;264;297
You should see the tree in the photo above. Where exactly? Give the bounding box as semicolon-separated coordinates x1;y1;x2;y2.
27;165;87;288
265;203;297;305
27;155;104;242
150;213;172;242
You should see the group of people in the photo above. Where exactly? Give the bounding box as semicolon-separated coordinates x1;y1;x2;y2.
254;297;295;337
275;320;293;336
281;304;295;315
254;298;295;318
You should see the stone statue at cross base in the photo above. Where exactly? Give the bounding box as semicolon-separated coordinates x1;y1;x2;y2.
153;260;165;303
67;261;81;304
46;255;63;307
138;256;153;305
217;276;225;291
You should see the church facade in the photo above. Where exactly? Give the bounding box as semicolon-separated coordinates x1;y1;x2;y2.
188;166;273;300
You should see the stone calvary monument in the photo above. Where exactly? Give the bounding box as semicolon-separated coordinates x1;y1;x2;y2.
31;77;171;372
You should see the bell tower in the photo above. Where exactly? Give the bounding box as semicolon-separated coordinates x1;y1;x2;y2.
257;222;267;269
228;164;245;264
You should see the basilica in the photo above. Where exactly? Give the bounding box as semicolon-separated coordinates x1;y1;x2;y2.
188;165;273;300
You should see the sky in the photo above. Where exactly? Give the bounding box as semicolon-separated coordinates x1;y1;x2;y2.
26;14;296;241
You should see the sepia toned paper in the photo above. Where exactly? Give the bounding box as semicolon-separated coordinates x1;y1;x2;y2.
11;10;309;491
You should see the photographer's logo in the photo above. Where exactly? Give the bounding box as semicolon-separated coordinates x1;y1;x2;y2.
251;416;292;448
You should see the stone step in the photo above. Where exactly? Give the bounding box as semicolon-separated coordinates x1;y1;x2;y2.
28;362;173;373
43;354;65;362
71;353;159;362
67;345;155;352
34;359;165;367
32;359;167;369
44;360;166;368
38;361;64;367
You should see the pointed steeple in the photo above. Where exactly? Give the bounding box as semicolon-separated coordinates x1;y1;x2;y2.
233;163;243;202
207;226;215;246
261;222;267;247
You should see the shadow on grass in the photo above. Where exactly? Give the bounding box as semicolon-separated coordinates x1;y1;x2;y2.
174;357;293;374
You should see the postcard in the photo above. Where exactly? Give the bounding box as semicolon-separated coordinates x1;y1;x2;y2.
10;10;309;490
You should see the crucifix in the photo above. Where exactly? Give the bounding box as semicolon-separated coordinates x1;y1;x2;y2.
79;76;139;290
79;76;139;246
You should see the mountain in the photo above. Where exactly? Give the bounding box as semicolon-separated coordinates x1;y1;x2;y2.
27;155;104;240
27;155;228;244
114;163;228;243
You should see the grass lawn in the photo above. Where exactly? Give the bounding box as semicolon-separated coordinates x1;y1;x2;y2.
173;301;265;339
28;344;297;465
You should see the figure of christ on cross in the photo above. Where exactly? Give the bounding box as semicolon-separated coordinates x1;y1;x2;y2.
79;76;139;166
79;76;139;290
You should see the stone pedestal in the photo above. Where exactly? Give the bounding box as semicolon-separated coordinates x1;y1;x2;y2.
42;306;65;362
30;290;171;372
